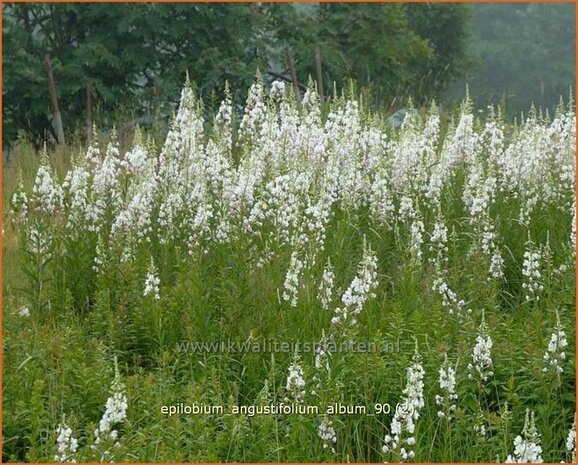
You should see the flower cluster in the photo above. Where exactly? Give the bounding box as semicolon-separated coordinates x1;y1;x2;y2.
33;162;63;214
543;310;568;375
143;258;161;300
506;409;543;463
332;243;378;327
55;421;78;463
318;416;337;453
285;352;306;403
383;344;425;462
318;259;335;310
94;368;128;442
282;249;304;307
432;277;467;317
435;354;458;420
54;359;127;462
429;217;448;271
468;312;494;384
566;417;576;463
522;237;544;302
11;79;577;463
93;360;128;461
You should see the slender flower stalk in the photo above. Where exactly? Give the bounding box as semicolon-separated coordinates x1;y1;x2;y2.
506;409;543;463
318;416;337;453
435;354;458;420
318;259;335;310
565;416;576;463
285;352;306;403
332;241;378;327
92;358;128;461
143;258;161;300
543;309;568;376
55;418;78;463
522;235;544;302
383;342;424;462
468;311;494;384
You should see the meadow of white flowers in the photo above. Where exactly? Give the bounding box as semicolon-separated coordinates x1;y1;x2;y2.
3;78;576;462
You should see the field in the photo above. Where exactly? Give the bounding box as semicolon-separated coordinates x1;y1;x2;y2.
2;80;576;463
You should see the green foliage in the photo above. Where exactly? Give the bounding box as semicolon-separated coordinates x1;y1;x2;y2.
3;3;472;147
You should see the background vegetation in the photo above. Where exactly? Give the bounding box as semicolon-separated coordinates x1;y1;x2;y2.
3;2;469;148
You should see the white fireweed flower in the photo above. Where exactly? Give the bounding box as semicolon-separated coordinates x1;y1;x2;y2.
368;174;395;224
11;188;29;219
143;259;160;300
480;220;497;256
312;330;333;398
285;352;306;403
93;139;121;199
398;195;415;223
270;80;286;100
543;310;568;374
302;197;332;261
473;407;488;438
85;129;101;164
282;248;304;308
318;416;337;453
383;343;424;462
92;358;127;464
404;344;425;419
467;311;494;383
522;236;544;302
33;163;63;214
432;277;467;317
435;354;458;420
55;420;78;463
215;90;233;151
332;242;378;327
318;259;335;310
410;219;425;263
239;80;265;143
488;248;505;280
314;330;332;373
429;218;448;270
63;165;102;234
566;417;576;463
112;169;158;243
506;409;543;463
122;144;148;174
26;225;51;256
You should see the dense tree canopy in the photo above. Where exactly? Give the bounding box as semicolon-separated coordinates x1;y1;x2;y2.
3;3;473;147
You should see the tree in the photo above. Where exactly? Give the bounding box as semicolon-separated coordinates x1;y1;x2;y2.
2;3;272;147
281;3;472;107
2;3;474;148
405;3;473;99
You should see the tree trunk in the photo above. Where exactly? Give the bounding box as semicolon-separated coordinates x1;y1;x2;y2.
86;84;93;144
285;46;300;102
44;55;65;145
315;47;324;101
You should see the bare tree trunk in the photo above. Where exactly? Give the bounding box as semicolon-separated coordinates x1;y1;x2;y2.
285;46;300;102
86;84;93;144
44;54;65;145
315;47;324;101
